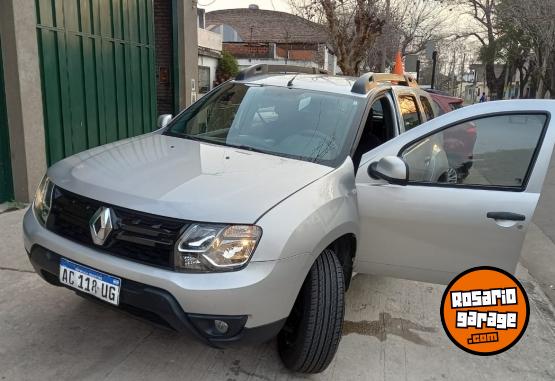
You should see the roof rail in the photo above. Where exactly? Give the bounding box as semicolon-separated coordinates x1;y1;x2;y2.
235;64;328;81
351;73;418;94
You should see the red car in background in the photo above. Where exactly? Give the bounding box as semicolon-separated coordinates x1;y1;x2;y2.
426;89;464;115
426;90;477;182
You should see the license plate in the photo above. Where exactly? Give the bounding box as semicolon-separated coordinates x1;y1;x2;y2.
59;258;121;305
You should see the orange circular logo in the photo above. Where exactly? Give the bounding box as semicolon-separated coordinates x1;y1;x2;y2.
440;266;529;355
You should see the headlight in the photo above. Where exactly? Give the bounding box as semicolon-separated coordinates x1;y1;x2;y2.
175;223;262;272
33;176;54;226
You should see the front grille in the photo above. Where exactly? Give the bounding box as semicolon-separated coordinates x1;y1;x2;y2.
46;187;188;269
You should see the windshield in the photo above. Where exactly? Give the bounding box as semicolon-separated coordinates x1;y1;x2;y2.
165;83;364;166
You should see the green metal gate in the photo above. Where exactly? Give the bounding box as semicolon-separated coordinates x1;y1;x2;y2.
36;0;157;165
0;38;14;203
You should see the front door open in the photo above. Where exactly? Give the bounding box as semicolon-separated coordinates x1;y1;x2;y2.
354;101;555;284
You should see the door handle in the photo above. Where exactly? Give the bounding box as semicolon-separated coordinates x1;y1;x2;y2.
487;212;526;221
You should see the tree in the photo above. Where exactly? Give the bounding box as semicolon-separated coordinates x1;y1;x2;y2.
450;0;507;99
291;0;460;75
368;0;460;73
217;51;239;81
392;0;456;56
495;15;534;98
290;0;385;75
499;0;555;98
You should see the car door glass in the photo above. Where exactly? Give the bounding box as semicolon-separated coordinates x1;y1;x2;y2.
401;114;547;188
420;96;435;120
398;95;421;131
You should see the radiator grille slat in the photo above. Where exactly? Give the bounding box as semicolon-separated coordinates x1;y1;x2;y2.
47;187;188;269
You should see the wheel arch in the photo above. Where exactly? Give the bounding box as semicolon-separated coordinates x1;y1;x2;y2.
326;233;357;289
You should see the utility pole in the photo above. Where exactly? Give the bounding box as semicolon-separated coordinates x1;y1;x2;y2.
472;68;477;104
416;60;421;83
459;53;466;99
249;26;254;63
430;51;438;89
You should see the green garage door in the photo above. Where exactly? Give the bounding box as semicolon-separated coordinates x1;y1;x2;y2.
0;38;14;203
36;0;156;164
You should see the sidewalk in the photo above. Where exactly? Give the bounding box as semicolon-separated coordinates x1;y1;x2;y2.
1;208;555;380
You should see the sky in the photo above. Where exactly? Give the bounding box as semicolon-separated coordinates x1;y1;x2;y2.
200;0;291;12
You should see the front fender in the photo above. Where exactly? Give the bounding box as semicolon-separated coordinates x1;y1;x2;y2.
253;158;359;263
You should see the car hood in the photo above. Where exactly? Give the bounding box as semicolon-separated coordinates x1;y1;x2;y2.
48;134;332;223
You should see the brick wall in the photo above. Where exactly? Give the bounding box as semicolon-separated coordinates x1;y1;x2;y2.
154;0;174;115
224;42;322;63
223;43;271;59
276;46;315;61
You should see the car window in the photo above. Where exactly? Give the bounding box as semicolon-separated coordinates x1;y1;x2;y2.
165;83;364;167
398;95;421;131
432;99;445;116
400;114;547;188
450;102;463;111
420;96;435;121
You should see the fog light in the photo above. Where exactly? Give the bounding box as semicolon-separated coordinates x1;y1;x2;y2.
214;319;229;334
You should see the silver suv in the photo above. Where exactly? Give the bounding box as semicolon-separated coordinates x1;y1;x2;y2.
24;64;555;373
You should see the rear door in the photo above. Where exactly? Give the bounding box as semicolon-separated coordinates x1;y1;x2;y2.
395;91;424;132
354;101;555;284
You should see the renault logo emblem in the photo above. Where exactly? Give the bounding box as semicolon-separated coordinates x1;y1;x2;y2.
90;207;115;246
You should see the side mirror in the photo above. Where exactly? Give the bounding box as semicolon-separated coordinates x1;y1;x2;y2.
157;114;173;129
368;156;409;186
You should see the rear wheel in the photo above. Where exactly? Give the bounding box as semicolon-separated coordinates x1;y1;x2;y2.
277;249;345;373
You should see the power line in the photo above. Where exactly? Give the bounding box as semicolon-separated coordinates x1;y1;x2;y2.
197;0;217;7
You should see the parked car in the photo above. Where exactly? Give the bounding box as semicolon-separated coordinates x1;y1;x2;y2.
24;64;555;373
427;91;477;181
426;89;464;114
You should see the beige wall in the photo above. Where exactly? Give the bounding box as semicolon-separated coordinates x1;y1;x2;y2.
0;0;47;202
177;0;200;108
198;28;222;52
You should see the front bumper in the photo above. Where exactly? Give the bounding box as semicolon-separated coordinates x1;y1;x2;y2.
23;209;312;345
27;245;284;346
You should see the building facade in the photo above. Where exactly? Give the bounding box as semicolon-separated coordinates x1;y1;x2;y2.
205;6;337;74
0;0;199;203
197;9;222;96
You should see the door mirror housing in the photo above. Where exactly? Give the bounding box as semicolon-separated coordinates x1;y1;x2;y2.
368;156;409;185
157;114;173;129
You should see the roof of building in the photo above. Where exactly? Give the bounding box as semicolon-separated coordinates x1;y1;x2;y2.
205;8;329;44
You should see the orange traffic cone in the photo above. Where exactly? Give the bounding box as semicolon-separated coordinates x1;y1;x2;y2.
392;51;404;75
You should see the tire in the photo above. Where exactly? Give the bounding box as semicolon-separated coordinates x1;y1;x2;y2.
440;167;459;184
278;249;345;373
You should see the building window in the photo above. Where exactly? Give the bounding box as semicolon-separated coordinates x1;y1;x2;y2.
197;9;205;29
209;24;243;42
199;66;211;94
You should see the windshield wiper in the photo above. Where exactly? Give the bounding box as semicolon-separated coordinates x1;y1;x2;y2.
225;144;272;155
178;134;219;144
167;133;273;155
184;135;272;154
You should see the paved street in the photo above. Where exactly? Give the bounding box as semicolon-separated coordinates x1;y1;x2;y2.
526;153;555;306
2;201;555;380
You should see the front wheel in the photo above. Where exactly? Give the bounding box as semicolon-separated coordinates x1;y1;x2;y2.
278;249;345;373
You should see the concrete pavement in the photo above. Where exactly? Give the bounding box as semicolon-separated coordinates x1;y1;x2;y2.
1;208;555;380
528;153;555;306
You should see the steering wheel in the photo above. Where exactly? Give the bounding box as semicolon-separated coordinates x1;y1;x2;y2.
256;110;270;125
298;130;339;152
